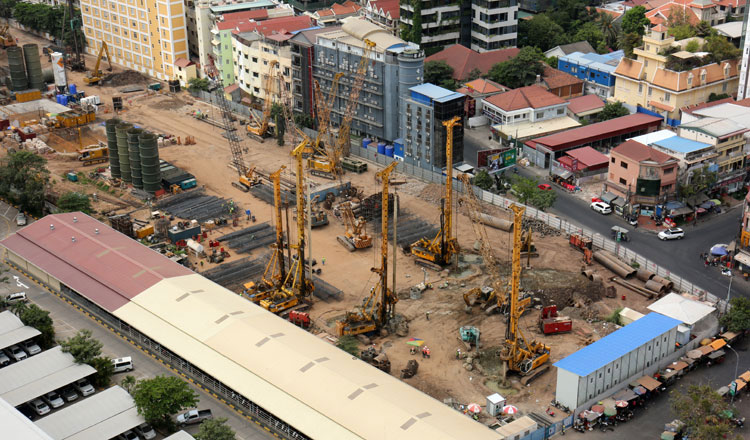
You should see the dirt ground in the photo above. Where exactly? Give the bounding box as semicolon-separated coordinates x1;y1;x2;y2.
2;30;664;420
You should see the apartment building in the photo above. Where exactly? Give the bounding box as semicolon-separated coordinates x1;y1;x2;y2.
612;25;739;125
79;0;188;80
363;0;400;35
290;18;424;142
629;130;718;185
399;0;518;52
557;50;624;99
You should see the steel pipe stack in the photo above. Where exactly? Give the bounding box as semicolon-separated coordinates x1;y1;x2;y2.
7;46;27;91
116;122;133;183
127;128;144;189
22;44;44;91
106;119;121;178
139;132;161;193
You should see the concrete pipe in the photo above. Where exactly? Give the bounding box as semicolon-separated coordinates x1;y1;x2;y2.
590;274;602;284
593;252;637;278
645;280;667;294
636;269;655;282
582;269;595;280
651;275;674;291
478;213;513;232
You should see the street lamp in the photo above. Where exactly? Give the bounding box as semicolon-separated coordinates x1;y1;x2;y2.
726;344;740;404
725;272;734;316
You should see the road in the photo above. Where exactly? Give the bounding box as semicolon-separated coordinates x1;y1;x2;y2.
564;335;750;439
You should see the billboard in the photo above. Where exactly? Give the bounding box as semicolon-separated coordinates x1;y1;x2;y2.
481;148;517;172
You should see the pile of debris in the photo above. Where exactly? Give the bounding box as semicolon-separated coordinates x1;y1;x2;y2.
23;138;52;154
102;70;148;86
522;217;561;237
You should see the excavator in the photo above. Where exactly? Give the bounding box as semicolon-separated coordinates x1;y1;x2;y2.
410;116;461;269
243;166;287;303
83;42;112;85
336;202;372;252
459;173;508;315
500;204;551;385
247;60;279;142
234;166;261;192
0;24;16;48
260;137;315;314
336;161;399;336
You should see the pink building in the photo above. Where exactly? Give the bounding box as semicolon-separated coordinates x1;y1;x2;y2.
605;140;679;215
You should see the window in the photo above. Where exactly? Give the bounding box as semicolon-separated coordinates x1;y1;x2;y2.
723;82;728;92
648;87;652;97
611;157;615;163
664;92;671;102
664;167;674;174
557;108;564;115
619;177;627;185
638;83;643;94
620;161;628;169
701;71;707;82
536;112;543;119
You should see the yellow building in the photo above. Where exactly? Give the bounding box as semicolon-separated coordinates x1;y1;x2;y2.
79;0;188;81
612;25;739;123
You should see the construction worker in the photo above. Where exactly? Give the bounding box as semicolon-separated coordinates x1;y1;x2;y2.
421;347;426;358
456;348;461;359
322;257;326;265
425;311;430;321
424;347;431;358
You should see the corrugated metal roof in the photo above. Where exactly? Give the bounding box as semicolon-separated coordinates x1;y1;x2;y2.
0;326;41;351
0;347;96;406
0;398;54;440
165;431;196;440
652;136;712;154
0;213;193;313
628;129;677;145
409;83;457;101
35;386;142;440
118;274;502;440
533;114;663;150
647;293;716;326
554;313;681;377
0;310;24;333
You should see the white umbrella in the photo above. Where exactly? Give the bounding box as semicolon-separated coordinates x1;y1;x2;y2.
466;403;481;414
502;405;518;414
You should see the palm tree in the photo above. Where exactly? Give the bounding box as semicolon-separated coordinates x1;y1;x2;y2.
598;13;619;50
9;301;27;317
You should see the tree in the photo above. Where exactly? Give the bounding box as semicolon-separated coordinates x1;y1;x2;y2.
89;356;114;388
598;13;619;49
518;14;567;52
622;32;643;58
18;304;55;348
0;151;49;216
670;384;740;440
622;6;650;36
473;169;493;191
424;61;455;84
669;24;696;40
696;20;711;37
488;47;546;89
60;329;103;364
188;77;210;93
721;297;750;333
679;165;717;198
574;22;604;52
293;113;314;130
121;375;137;394
596;102;629;122
685;39;700;52
195;418;236;440
528;187;557;211
511;175;557;210
0;0;18;18
57;191;91;214
548;0;597;34
132;376;199;430
703;34;740;63
709;92;730;102
666;5;694;29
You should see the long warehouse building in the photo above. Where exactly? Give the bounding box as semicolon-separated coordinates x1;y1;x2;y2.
0;212;501;440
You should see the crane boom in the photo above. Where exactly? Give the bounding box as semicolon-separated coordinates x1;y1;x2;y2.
335;39;375;159
247;60;279;139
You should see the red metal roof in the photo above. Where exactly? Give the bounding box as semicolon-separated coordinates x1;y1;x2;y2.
0;213;192;312
566;94;605;114
564;146;609;167
612;140;677;164
532;113;663;151
484;85;565;111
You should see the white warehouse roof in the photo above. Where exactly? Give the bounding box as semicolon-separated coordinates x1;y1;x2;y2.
0;397;54;440
0;310;41;350
647;293;716;326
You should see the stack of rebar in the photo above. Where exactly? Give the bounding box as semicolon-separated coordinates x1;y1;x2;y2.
217;223;275;254
156;188;240;223
249;183;295;207
202;254;269;288
370;211;439;248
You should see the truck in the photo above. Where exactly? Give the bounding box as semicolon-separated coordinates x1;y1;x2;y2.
176;409;213;426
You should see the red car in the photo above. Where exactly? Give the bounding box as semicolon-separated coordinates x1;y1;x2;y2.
538;184;552;191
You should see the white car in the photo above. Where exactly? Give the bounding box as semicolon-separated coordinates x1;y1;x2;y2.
16;212;27;226
29;399;50;416
60;386;78;402
658;228;684;240
6;345;27;362
590;201;612;214
43;391;64;409
73;378;95;397
118;430;140;440
135;422;156;440
21;339;41;356
0;351;10;367
6;292;27;303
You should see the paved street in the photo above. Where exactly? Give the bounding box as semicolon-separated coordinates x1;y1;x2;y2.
564;336;750;439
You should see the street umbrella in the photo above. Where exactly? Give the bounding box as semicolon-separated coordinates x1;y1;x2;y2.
615;400;629;408
502;405;518;415
604;407;617;417
687;349;703;359
466;403;481;414
710;199;722;206
406;338;424;347
591;404;605;414
710;245;728;256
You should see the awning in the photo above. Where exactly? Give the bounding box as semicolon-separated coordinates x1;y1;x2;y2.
710;339;727;350
686;192;709;208
552;168;573;179
721;331;738;341
671;207;693;216
698;345;715;355
740;371;750;382
708;349;726;360
611;198;626;207
637;375;662;391
733;251;750;267
601;192;619;204
667;361;688;371
736;379;747;392
664;201;684;210
612;388;638;401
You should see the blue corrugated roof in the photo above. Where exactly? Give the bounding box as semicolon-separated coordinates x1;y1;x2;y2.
410;83;459;100
553;313;681;377
652;136;712;154
560;51;624;73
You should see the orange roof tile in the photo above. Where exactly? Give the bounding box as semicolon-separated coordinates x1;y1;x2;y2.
649;100;676;111
651;59;738;92
614;58;644;80
457;78;506;95
484;85;566;111
426;45;520;80
174;58;193;68
612;140;677;164
542;65;583;90
566;94;605;114
368;0;400;18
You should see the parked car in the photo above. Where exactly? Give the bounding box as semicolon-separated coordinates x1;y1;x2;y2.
29;399;50;416
590;201;612;214
0;351;10;367
73;378;95;397
59;386;78;402
658;228;685;241
5;291;27;303
18;404;37;421
118;430;140;440
538;183;552;191
21;339;41;356
135;422;156;440
16;212;27;226
112;356;134;373
6;345;27;362
177;408;213;426
43;391;64;408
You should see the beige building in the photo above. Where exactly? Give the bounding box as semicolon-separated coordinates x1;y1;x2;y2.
79;0;188;81
612;25;739;123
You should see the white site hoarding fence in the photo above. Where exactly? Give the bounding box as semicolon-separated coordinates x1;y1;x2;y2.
351;145;720;307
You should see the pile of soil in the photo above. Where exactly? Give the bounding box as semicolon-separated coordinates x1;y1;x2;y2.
103;70;148;86
148;97;186;111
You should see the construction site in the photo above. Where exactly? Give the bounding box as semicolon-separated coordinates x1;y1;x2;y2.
0;28;676;430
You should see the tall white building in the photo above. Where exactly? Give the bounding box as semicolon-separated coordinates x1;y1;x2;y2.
738;11;750;99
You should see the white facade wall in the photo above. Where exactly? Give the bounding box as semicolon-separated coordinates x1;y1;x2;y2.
482;101;568;125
